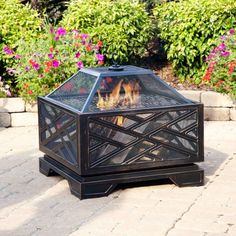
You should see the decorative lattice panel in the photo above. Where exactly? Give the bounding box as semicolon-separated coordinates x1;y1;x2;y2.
88;109;199;168
39;102;77;165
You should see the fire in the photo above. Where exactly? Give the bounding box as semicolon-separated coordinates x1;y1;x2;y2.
96;79;140;125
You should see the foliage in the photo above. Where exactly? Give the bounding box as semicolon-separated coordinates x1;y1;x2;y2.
4;26;104;103
20;0;69;23
0;0;42;60
61;0;152;63
154;0;236;83
0;0;42;94
203;30;236;99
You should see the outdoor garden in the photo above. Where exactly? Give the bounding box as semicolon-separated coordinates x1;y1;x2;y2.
0;0;236;103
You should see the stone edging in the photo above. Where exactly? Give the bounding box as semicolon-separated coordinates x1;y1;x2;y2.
0;91;235;127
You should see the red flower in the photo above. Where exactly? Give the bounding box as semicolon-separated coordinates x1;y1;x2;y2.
216;80;224;87
97;41;103;47
203;62;216;81
29;59;35;65
98;60;104;65
45;61;53;68
228;62;236;75
86;46;92;52
49;47;54;52
27;90;33;95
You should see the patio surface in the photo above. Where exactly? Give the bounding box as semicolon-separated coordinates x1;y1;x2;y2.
0;121;236;236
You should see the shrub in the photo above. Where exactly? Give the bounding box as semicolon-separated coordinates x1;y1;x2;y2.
61;0;152;63
0;0;42;60
154;0;236;83
0;0;42;93
4;26;104;103
203;29;236;99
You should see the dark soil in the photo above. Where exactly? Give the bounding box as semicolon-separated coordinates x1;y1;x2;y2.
138;58;211;91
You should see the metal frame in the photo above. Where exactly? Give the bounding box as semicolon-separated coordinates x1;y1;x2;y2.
38;96;204;177
37;65;204;199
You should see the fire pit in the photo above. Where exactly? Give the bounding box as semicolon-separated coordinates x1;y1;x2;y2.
38;65;204;199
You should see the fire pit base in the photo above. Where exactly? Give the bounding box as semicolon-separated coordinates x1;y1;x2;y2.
39;155;204;200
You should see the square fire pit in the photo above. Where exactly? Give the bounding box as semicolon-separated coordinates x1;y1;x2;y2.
38;65;204;199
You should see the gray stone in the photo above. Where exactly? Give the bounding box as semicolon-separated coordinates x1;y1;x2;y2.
0;113;11;127
204;107;230;121
201;91;234;107
178;90;202;102
230;108;236;121
25;102;38;113
0;97;25;113
11;112;38;127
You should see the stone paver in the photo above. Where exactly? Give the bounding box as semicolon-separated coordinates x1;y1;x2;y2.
0;122;236;236
11;113;38;127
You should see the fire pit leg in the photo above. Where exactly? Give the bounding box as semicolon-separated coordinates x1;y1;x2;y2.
169;170;204;187
39;157;58;176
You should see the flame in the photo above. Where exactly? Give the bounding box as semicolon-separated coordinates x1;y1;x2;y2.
96;79;140;125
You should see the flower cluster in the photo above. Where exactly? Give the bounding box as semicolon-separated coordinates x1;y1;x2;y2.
3;27;104;103
203;29;236;99
0;76;11;98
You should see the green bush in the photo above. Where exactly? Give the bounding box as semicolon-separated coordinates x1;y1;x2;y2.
154;0;236;83
5;26;104;102
61;0;152;63
0;0;42;93
0;0;42;60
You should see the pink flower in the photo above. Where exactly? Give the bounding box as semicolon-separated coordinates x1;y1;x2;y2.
221;51;230;57
15;54;21;59
81;34;88;39
6;90;11;97
75;52;81;58
96;54;104;61
229;29;235;35
50;27;54;34
52;60;60;68
3;47;14;55
77;61;84;69
218;43;225;51
48;53;54;59
32;63;40;70
56;27;66;36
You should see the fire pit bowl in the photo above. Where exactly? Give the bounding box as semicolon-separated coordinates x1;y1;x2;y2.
38;65;204;199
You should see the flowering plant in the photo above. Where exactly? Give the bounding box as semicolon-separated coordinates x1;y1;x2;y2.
203;29;236;99
3;26;104;103
0;76;11;98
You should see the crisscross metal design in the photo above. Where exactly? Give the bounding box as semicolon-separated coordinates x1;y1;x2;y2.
88;108;199;168
39;102;77;165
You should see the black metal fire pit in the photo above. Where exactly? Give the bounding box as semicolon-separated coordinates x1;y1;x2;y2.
38;65;204;199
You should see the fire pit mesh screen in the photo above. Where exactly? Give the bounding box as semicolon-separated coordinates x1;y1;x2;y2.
39;102;77;165
88;108;199;168
47;66;192;113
